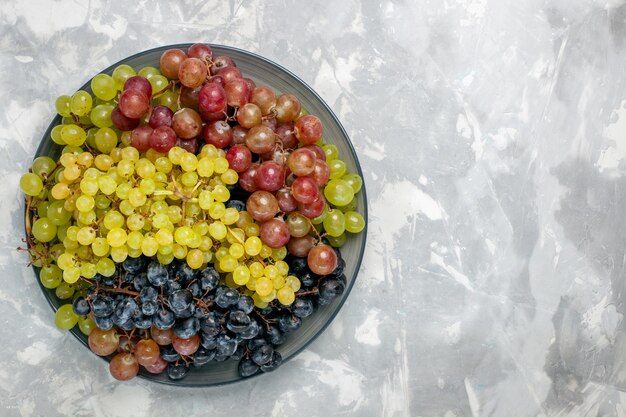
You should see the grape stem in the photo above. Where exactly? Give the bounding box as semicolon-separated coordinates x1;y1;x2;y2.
296;288;319;296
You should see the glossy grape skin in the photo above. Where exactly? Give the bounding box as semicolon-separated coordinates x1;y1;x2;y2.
323;178;355;207
109;352;139;381
323;209;346;237
20;173;43;196
245;125;275;154
298;193;326;219
111;107;140;131
218;66;243;83
32;217;57;242
311;159;331;186
124;75;152;98
239;164;260;192
307;244;338;275
236;103;262;128
145;356;169;374
224;78;250;107
134;339;160;366
172;334;200;355
276;188;297;213
275;123;298;149
291;176;320;204
148;105;173;128
119;89;150;119
294;114;323;145
187;43;213;62
287;235;316;257
88;328;119;356
259;218;290;248
150;326;173;345
54;304;78;330
226;144;252;172
344;211;365;233
203;120;233;149
286;212;311;237
288;148;316;176
198;83;227;113
172;108;203;139
210;55;236;75
131;125;153;152
246;191;279;222
274;94;301;123
160;48;188;79
179;85;201;111
255;161;284;192
178;57;207;88
149;126;177;153
250;86;276;115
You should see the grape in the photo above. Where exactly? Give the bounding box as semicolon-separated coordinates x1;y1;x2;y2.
145;356;169;374
112;64;136;90
32;156;56;179
160;48;188;79
224;78;250;107
40;264;63;289
218;66;243;83
323;209;346;237
149;75;169;94
203;120;233;148
287;235;315;257
312;159;331;186
343;173;363;193
149;126;176;153
179;85;201;111
236;103;262;128
134;339;160;366
231;125;248;145
60;124;86;147
20;173;43;196
32;217;57;242
111;106;140;131
148;106;173;128
91;74;117;101
55;95;72;117
150;326;173;345
286;212;310;237
187;43;213;62
256;161;284;192
70;91;93;116
246;191;279;222
303;144;326;161
275;122;298;149
239;163;260;192
172;334;200;355
198;83;227;113
250;86;276;115
119;89;150;119
122;77;151;100
294;114;323;145
172;108;202;139
275;94;301;123
323;178;354;207
307;244;338;275
109;352;139;381
288;148;316;176
259;218;290;248
225;144;252;172
344;211;365;233
322;144;339;161
54;304;78;330
298;193;326;218
176;138;199;154
245;125;275;154
90;104;114;128
178;57;207;88
291;176;320;204
88;327;119;355
210;55;236;75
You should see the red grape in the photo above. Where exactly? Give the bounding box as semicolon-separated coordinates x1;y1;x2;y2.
134;339;160;367
291;176;320;204
109;352;139;381
246;191;279;222
288;147;316;176
119;89;150;119
224;78;250;107
131;125;153;152
303;144;326;161
311;159;331;186
307;244;338;275
250;86;276;115
226;144;252;172
160;48;188;79
88;328;119;356
176;137;199;154
298;192;326;218
275;94;301;123
172;108;202;139
295;115;323;145
203;120;233;149
260;218;290;248
172;334;200;356
199;83;227;113
244;78;256;91
150;326;173;345
236;103;262;128
276;122;298;149
288;235;316;257
245;125;275;154
149;125;177;153
261;117;278;131
145;356;168;374
208;74;225;87
256;161;284;192
111;106;139;131
180;85;201;111
276;188;297;212
217;66;243;83
210;55;235;75
239;164;260;192
178;57;207;88
187;43;213;62
148;105;173;128
124;76;152;98
231;125;248;145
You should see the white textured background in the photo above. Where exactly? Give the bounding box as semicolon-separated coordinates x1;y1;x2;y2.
3;0;626;416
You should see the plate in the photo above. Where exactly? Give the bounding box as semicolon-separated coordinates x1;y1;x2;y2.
30;44;367;386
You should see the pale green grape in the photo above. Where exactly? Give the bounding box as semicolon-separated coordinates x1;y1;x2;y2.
39;264;62;289
55;282;75;300
32;217;57;242
78;316;96;335
342;173;363;193
54;304;78;330
344;211;365;233
32;156;57;179
47;200;72;226
138;66;160;79
322;144;338;161
70;91;93;116
91;73;117;101
50;125;65;145
95;127;118;153
55;95;72;117
112;64;136;90
328;159;347;179
324;178;354;207
326;233;347;248
60;124;87;147
20;173;43;196
90;104;114;128
149;75;169;94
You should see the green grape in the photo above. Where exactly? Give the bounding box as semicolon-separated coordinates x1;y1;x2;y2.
32;217;57;242
328;159;347;179
326;233;347;248
95;127;118;154
312;203;330;225
32;156;57;179
39;264;63;289
20;173;44;196
96;257;116;276
50;125;65;145
158;89;178;111
91;73;117;101
54;304;78;330
95;195;111;209
85;128;98;149
47;200;72;225
277;286;295;305
138;66;160;79
322;144;339;161
36;200;50;218
70;91;93;116
63;266;80;283
56;223;69;241
55;282;75;300
60;124;87;147
344;211;365;233
75;195;95;212
338;197;358;213
342;173;363;193
55;95;72;117
324;179;354;207
149;75;169;94
90;104;114;128
78;316;96;335
112;64;136;90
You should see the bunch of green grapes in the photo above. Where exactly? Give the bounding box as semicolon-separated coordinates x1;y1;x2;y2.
309;143;365;247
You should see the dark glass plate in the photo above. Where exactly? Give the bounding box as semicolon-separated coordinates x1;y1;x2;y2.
29;44;367;386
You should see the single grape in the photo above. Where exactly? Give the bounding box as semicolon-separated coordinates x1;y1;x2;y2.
323;178;355;207
134;339;160;367
160;48;188;79
91;74;117;100
259;218;290;248
294;114;323;145
255;161;284;192
307;244;338;275
124;75;152;98
187;43;213;62
275;94;301;123
32;217;57;242
109;352;139;381
148;105;174;128
246;191;279;222
178;57;207;88
203;120;232;148
225;144;252;172
250;86;276;115
54;304;78;330
20;173;44;196
198;82;227;113
119;89;150;119
236;103;262;128
344;211;365;233
88;328;119;356
291;176;320;204
172;108;202;139
224;78;250;107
